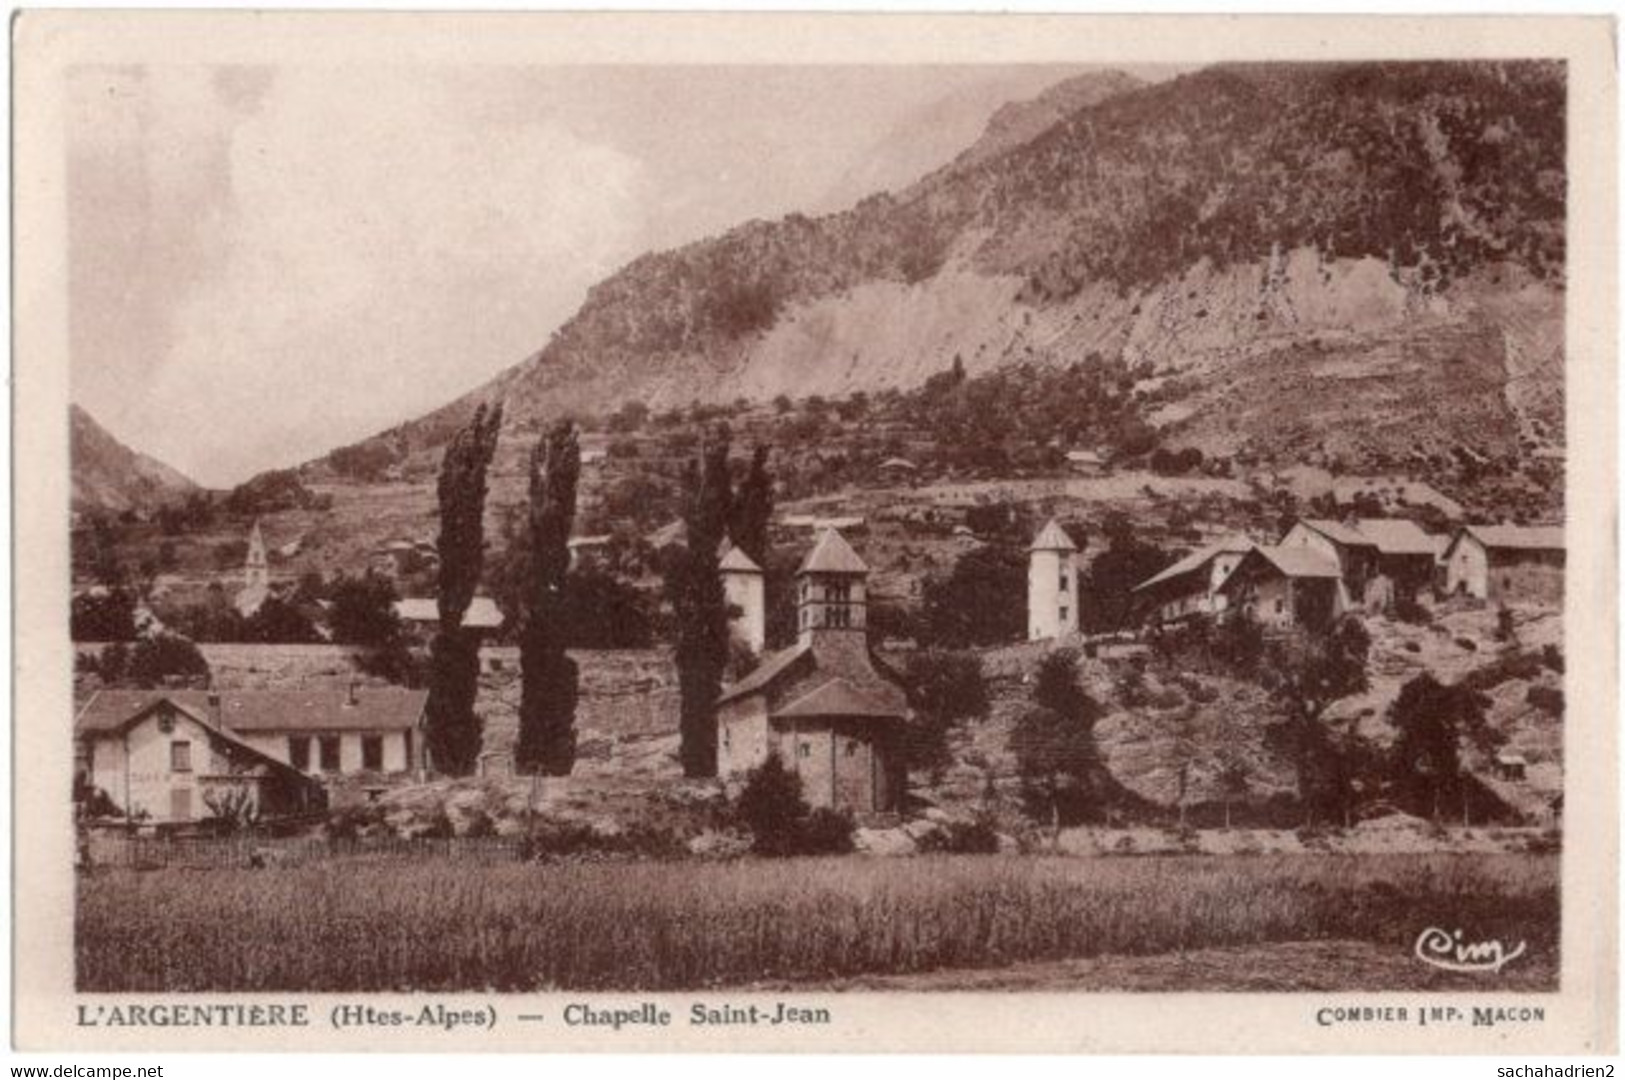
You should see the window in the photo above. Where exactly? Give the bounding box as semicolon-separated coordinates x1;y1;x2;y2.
288;736;311;771
828;605;850;629
1274;599;1284;614
797;743;811;759
828;582;851;604
1059;572;1069;591
845;741;859;757
1059;606;1069;623
319;736;342;772
362;736;384;771
169;740;192;773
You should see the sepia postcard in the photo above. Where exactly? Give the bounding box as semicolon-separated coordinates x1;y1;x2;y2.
11;11;1618;1054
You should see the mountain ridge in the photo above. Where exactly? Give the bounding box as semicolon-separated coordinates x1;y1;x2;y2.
71;403;201;513
313;60;1565;478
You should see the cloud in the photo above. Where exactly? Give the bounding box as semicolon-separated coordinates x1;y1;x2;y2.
139;67;646;485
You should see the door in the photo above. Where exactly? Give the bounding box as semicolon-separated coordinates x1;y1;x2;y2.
169;787;193;822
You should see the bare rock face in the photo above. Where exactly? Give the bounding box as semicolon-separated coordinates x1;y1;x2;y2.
341;61;1563;478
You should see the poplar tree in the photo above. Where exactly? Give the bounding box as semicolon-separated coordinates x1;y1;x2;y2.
670;424;733;777
729;444;774;566
424;402;502;775
517;421;582;775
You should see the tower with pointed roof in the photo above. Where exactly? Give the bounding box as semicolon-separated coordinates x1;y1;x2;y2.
244;519;269;592
715;528;906;815
796;528;869;646
1029;518;1079;641
235;519;272;617
719;542;766;654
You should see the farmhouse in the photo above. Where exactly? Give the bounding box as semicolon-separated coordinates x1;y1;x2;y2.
393;596;505;642
74;691;328;825
715;529;907;815
1133;535;1255;625
877;457;918;484
1216;545;1342;631
1441;525;1564;603
1279;517;1439;611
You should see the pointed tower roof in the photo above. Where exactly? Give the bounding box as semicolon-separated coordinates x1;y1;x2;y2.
797;528;868;575
1030;519;1077;553
719;544;763;574
247;518;268;559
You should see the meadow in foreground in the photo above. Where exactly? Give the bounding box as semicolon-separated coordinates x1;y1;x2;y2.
77;852;1558;992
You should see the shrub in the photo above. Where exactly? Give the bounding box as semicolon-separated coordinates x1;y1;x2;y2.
1526;685;1564;716
125;634;210;688
1541;644;1564;673
797;808;856;856
1455;637;1479;652
1392;594;1432;624
735;755;855;856
917;816;1001;855
736;754;811;857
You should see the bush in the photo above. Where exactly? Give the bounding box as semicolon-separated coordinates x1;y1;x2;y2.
1392;594;1432;624
734;754;856;857
125;634;210;688
1541;644;1564;673
798;807;856;855
1526;685;1564;716
917;816;1001;855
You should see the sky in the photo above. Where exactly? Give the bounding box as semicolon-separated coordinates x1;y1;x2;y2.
67;63;1180;487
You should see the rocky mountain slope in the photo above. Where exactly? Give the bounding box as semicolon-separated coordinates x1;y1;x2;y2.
329;61;1565;481
71;403;200;513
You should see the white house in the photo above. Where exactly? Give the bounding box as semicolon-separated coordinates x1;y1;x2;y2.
1028;519;1080;641
1216;546;1343;631
1133;535;1254;625
74;691;330;825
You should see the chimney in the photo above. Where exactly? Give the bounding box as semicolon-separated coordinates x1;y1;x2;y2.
346;680;360;707
207;691;222;730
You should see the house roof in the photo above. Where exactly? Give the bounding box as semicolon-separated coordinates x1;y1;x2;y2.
1459;524;1565;553
1256;546;1343;579
772;677;905;721
1347;518;1438;556
717;643;812;705
719;545;763;574
75;687;428;735
1219;546;1341;592
1298;518;1377;548
1029;519;1078;553
1066;449;1105;464
1134;536;1253;593
394;596;504;628
798;529;868;575
75;694;318;783
878;457;917;471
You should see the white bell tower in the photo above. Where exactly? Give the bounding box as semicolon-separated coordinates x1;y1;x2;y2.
1029;519;1079;641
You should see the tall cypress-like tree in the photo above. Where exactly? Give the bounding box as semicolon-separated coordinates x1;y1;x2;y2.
516;421;582;775
729;444;773;566
670;424;733;777
424;402;502;775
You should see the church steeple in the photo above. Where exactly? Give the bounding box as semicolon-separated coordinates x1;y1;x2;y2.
244;519;269;592
795;529;868;646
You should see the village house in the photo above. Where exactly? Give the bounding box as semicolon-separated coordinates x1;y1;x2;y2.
1216;545;1343;631
715;529;907;816
77;686;430;822
876;457;919;486
1028;519;1080;641
1132;535;1255;625
1441;524;1565;603
1279;517;1439;611
74;691;330;825
392;596;505;643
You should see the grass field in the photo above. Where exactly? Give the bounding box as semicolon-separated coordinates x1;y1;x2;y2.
77;852;1558;992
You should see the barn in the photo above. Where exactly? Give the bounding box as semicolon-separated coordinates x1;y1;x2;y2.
1441;525;1564;603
